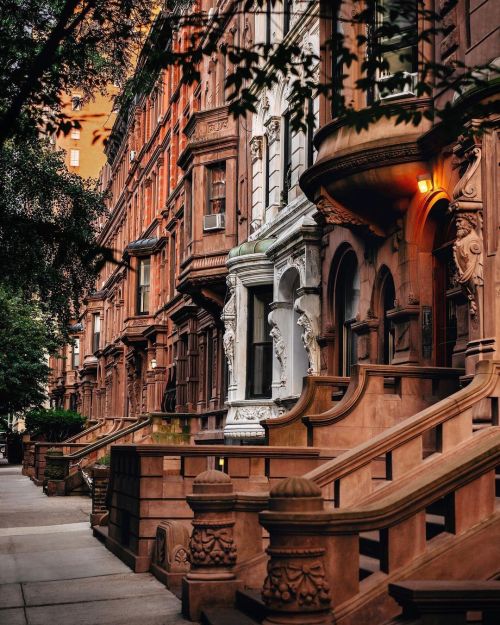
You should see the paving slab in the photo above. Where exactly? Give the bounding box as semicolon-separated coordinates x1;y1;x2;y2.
0;465;190;625
0;583;23;609
0;607;27;625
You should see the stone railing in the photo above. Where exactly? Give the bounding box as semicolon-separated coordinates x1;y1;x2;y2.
262;376;349;446
43;416;152;495
257;428;500;624
304;359;500;508
105;444;334;575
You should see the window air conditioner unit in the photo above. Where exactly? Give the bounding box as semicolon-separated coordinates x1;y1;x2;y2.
130;150;136;162
203;213;225;231
376;72;418;101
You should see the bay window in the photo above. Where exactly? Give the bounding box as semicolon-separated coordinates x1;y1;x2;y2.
246;287;273;399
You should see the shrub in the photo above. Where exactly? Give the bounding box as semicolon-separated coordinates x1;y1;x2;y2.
24;408;85;442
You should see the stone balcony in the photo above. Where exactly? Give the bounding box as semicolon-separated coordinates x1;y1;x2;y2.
301;99;434;231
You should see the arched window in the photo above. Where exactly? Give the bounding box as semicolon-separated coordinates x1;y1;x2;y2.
335;250;360;376
377;269;396;364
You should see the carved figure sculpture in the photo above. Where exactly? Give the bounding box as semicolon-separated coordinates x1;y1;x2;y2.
297;312;316;374
453;211;483;319
221;275;237;383
270;322;287;386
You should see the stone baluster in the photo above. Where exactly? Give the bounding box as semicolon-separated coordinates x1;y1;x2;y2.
259;477;333;625
182;470;241;621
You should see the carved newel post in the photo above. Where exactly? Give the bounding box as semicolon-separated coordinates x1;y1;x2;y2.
44;448;70;496
259;477;333;625
182;470;241;620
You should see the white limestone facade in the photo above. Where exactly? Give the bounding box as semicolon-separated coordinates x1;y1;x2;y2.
223;2;321;441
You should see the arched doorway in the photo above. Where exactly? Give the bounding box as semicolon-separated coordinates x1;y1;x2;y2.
422;199;467;367
334;249;360;376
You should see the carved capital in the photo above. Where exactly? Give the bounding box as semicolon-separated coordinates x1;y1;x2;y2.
266;116;281;145
250;136;263;161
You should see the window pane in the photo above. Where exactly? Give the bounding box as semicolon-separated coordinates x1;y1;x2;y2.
247;287;273;398
207;163;226;214
70;149;80;166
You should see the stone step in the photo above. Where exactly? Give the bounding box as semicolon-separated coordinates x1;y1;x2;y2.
359;554;380;581
236;588;266;623
425;513;446;540
200;607;260;625
360;530;381;559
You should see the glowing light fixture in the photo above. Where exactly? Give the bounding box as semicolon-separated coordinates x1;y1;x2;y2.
417;173;433;194
218;458;225;467
151;358;157;369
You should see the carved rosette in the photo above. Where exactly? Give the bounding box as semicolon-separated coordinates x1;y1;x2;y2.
189;521;237;567
262;549;331;611
154;520;190;574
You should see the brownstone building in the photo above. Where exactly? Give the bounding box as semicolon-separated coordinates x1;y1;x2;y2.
50;2;252;442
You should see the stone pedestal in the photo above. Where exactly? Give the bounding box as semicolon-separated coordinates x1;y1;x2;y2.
44;449;69;496
182;470;242;621
259;477;333;625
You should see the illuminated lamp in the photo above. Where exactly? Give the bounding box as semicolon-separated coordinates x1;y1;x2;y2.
417;173;433;194
151;358;157;369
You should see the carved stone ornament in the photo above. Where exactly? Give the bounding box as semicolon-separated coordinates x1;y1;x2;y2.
126;356;141;418
221;275;237;383
250;136;263;161
266;117;281;145
296;312;319;374
154;520;190;574
234;406;271;421
452;211;484;320
450;136;484;320
316;193;383;237
269;320;287;386
189;523;237;567
276;254;306;285
262;555;331;610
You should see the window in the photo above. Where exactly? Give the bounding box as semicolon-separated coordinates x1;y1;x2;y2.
92;314;101;353
264;136;270;209
72;338;80;369
71;128;81;139
265;1;272;46
71;95;82;111
137;257;150;315
281;113;292;206
306;98;316;168
332;7;345;117
370;0;418;101
207;163;226;214
283;0;292;36
247;286;273;399
70;149;80;167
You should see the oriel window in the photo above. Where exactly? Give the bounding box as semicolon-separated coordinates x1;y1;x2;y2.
137;257;151;315
246;286;273;399
207;163;226;214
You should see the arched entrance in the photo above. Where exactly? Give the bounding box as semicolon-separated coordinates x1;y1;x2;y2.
422;199;468;367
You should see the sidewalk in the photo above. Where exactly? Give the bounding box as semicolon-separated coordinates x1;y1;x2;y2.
0;462;190;625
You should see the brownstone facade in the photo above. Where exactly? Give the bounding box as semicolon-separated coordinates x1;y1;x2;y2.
49;3;252;442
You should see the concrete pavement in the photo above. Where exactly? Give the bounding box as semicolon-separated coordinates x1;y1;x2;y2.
0;461;191;625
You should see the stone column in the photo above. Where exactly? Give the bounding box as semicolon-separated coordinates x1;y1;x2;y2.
182;470;241;621
259;477;333;625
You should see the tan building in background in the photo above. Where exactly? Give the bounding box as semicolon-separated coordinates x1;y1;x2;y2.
56;91;116;179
